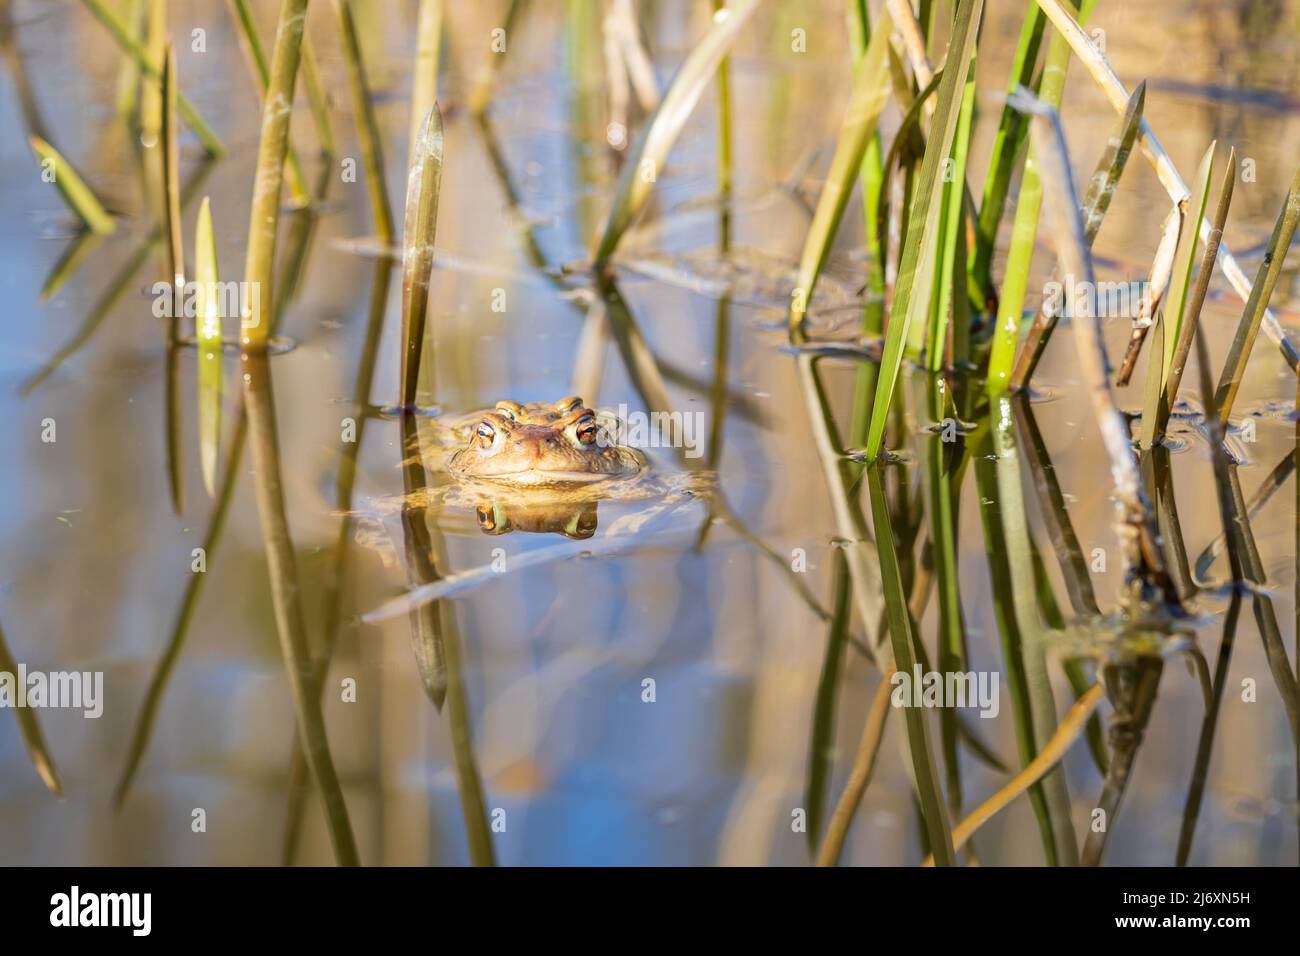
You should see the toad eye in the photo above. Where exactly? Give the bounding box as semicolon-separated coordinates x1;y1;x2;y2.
555;396;584;414
475;420;496;445
574;414;600;445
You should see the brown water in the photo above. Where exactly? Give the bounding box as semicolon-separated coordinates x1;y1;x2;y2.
0;0;1297;865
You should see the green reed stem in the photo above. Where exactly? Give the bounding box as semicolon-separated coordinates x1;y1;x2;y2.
79;0;224;156
332;0;395;244
195;197;221;498
986;0;1095;397
400;105;445;409
225;0;311;208
409;0;444;164
240;0;308;350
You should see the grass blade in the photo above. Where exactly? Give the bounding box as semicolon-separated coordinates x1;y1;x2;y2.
0;618;63;797
1213;158;1300;422
1156;148;1235;442
864;0;984;458
332;0;395;244
28;135;115;234
22;162;215;395
971;4;1046;301
195;196;221;498
787;3;892;333
78;0;225;157
468;0;525;116
986;0;1096;397
1139;142;1215;449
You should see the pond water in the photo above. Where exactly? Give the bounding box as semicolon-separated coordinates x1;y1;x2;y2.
0;0;1297;865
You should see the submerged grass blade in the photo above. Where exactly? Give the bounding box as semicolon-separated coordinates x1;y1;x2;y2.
925;683;1104;865
991;394;1080;865
787;2;893;332
865;0;984;458
400;104;445;409
22;161;215;395
39;229;103;302
243;351;358;866
115;196;322;813
240;0;308;350
1175;343;1242;862
195;197;221;497
866;464;954;865
816;664;894;866
805;553;851;851
592;0;760;265
796;354;884;644
0;618;63;797
28;135;115;234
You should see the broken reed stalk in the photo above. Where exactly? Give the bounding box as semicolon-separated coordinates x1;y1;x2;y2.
1017;89;1170;599
1031;0;1300;371
241;0;308;350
